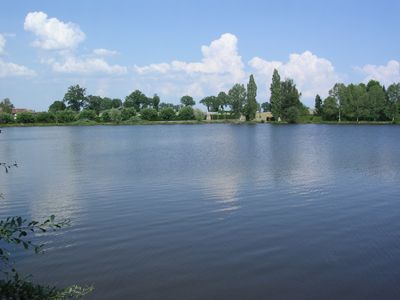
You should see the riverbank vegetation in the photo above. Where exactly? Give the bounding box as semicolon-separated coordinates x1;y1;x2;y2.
1;71;400;125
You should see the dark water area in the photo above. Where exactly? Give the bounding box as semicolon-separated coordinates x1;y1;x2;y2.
1;124;400;299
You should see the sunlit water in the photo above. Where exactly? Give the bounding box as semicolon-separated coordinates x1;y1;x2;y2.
1;124;400;299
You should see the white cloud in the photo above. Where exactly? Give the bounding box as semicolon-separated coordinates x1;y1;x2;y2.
93;48;118;57
48;56;127;75
358;60;400;86
0;59;36;78
0;34;5;55
24;11;85;50
249;51;339;102
134;33;246;97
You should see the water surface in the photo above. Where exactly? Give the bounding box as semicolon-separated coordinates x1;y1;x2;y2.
1;124;400;299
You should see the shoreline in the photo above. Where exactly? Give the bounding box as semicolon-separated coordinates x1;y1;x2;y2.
0;119;399;128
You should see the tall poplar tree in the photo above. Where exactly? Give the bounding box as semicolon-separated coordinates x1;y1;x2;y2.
314;94;322;116
245;74;258;121
270;69;282;121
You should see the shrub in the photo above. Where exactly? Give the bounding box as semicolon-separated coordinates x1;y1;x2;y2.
101;111;111;122
35;112;56;123
178;106;194;120
194;109;205;121
129;116;142;122
16;112;35;123
121;107;136;121
0;113;14;124
109;108;122;123
285;106;299;124
78;109;97;121
55;110;76;123
140;108;158;121
159;107;176;121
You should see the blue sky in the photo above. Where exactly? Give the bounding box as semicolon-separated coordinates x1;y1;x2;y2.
1;0;399;110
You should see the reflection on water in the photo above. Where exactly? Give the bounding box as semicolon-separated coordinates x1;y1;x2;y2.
1;124;400;300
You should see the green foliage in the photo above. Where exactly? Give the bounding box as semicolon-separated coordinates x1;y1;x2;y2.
55;110;77;123
280;79;302;122
124;90;148;111
228;83;246;117
35;112;56;123
245;74;258;121
78;109;97;121
386;83;400;121
121;107;136;121
140;107;159;121
48;100;66;113
109;108;122;123
111;98;122;109
270;69;282;120
16;112;35;124
159;107;176;121
285;106;300;123
178;106;195;120
217;92;230;110
0;98;14;114
101;111;111;122
180;95;195;107
193;108;205;121
0;113;14;124
63;85;87;112
261;102;271;112
152;94;160;111
314;94;322;116
322;96;338;121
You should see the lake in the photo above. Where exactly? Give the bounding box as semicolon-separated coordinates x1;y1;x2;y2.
1;124;400;299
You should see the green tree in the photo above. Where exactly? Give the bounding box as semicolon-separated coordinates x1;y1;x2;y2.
261;102;271;112
366;80;386;121
200;97;213;112
63;85;87;112
140;108;158;121
48;100;66;113
329;83;346;122
78;109;97;121
180;95;195;107
285;106;300;123
178;106;195;120
121;107;136;121
35;112;56;123
111;98;122;108
0;113;14;124
228;83;246;117
159;107;176;120
244;74;258;121
16;112;35;123
152;94;160;111
386;83;400;122
55;110;77;123
314;94;322;116
124;90;147;111
322;96;338;121
0;98;14;114
109;108;122;123
270;69;282;121
217;91;230;111
280;79;301;121
85;95;102;114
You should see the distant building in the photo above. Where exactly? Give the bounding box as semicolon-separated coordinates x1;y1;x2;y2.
255;111;273;122
11;108;34;119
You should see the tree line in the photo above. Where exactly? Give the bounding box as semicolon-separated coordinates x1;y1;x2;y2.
0;87;206;124
1;71;400;124
314;81;400;123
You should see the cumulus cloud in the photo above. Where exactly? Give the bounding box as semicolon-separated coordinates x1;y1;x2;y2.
24;11;85;50
93;48;119;57
358;60;400;86
249;51;339;101
134;33;246;97
47;56;127;75
0;59;36;78
0;34;5;55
